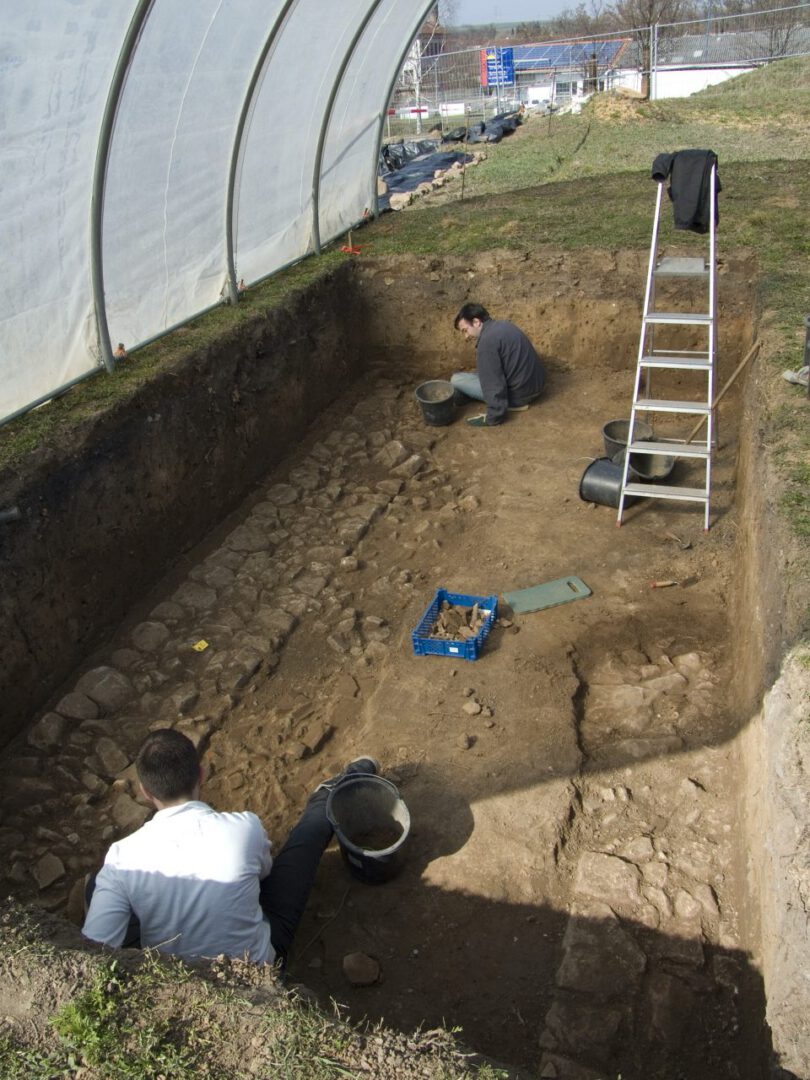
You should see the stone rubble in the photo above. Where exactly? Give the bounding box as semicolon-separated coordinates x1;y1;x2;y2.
0;374;463;932
538;645;742;1079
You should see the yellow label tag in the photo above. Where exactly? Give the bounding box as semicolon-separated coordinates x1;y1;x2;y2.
192;639;209;652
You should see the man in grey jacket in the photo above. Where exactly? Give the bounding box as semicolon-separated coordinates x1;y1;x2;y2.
451;303;546;427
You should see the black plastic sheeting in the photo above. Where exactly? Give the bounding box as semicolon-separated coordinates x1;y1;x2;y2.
377;110;523;210
441;109;524;145
377;140;469;210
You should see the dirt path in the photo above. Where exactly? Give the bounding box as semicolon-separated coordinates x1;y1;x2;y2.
0;349;759;1077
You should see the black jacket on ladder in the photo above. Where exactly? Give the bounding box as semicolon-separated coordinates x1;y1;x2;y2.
651;149;721;234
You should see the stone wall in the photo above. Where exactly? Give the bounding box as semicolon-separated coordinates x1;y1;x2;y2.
0;267;364;746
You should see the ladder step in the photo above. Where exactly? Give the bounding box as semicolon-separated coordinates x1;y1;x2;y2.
640;354;712;370
623;483;707;503
644;312;713;325
633;399;712;415
628;440;710;459
654;256;708;277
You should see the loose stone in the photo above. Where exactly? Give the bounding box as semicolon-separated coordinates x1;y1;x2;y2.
574;852;642;910
375;442;409;468
555;902;646;994
131;621;170;653
170;686;200;715
462;700;482;716
226;524;272;553
93;737;130;778
34;853;66;890
27;713;69;752
110;648;142;670
74;667;135;712
202;565;236;591
621;836;655;862
673;888;703;920
342;951;380;986
392;454;425;477
55;692;100;721
266;484;299;506
112;793;151;832
172;581;218;612
150;600;186;622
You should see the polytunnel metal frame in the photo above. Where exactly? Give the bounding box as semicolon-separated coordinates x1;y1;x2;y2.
91;0;155;376
373;0;437;219
311;0;387;255
225;0;298;306
0;0;439;432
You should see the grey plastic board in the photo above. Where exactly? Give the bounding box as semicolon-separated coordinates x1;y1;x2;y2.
503;576;592;614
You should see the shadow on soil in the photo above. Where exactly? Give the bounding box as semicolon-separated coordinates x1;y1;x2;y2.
289;763;776;1080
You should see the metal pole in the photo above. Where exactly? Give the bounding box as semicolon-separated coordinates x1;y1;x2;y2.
225;0;298;305
90;0;155;374
652;22;659;100
415;52;422;136
371;0;437;219
311;0;386;256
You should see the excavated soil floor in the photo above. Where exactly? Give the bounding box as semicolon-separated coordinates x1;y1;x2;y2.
0;316;766;1077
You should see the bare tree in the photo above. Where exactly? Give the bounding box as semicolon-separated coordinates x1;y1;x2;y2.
439;0;460;26
753;1;802;58
608;0;686;96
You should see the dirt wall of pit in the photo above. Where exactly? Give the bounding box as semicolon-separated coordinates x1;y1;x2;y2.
0;268;364;747
354;249;755;378
732;357;810;1075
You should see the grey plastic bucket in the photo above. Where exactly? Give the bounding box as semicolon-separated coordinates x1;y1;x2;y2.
602;418;676;480
326;775;410;884
415;380;456;426
579;457;638;509
602;418;653;459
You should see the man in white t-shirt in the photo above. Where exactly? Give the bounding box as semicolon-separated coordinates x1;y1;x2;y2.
82;728;377;966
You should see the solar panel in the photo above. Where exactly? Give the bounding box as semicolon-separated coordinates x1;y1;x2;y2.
513;39;627;70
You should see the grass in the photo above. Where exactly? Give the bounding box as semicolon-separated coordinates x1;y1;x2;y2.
0;253;343;474
0;918;508;1080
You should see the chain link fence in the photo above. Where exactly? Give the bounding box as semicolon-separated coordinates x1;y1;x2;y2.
386;2;810;139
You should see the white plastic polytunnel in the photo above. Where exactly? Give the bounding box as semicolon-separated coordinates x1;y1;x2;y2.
0;0;434;425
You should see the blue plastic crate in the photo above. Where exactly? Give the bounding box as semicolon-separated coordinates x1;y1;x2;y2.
412;589;498;661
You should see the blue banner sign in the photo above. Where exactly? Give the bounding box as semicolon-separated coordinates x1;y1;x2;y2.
481;46;515;87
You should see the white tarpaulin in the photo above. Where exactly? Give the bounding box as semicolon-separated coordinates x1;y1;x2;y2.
0;0;433;423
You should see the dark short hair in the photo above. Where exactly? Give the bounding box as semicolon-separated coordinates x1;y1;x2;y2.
454;303;491;329
136;729;200;801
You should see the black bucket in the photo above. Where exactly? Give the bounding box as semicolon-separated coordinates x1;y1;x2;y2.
326;775;411;884
579;457;638;508
415;380;456;426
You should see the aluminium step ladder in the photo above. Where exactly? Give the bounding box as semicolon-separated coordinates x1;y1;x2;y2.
617;163;718;531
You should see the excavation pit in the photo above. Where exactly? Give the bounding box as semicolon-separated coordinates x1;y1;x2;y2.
0;250;806;1079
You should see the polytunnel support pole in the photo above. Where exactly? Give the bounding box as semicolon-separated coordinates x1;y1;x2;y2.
226;0;298;305
90;0;155;374
372;0;437;220
311;0;386;256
